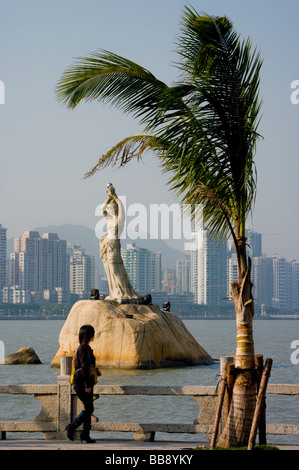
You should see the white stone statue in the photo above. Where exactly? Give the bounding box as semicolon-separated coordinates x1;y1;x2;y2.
100;184;141;302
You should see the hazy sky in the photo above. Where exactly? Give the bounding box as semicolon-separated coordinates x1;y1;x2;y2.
1;0;299;260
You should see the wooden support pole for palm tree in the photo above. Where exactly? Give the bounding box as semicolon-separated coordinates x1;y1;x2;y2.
210;366;227;449
255;354;267;445
247;358;273;450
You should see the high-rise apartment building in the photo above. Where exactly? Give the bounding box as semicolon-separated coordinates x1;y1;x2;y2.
69;244;95;298
191;228;227;305
247;229;262;259
272;257;291;310
41;233;68;292
291;261;299;309
251;256;299;311
0;224;7;301
176;257;191;294
9;230;68;302
252;256;274;306
121;243;162;296
162;268;178;294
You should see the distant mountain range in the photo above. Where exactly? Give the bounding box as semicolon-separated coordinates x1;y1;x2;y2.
7;224;186;275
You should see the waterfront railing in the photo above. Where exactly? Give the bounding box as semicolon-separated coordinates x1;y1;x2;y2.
0;357;299;443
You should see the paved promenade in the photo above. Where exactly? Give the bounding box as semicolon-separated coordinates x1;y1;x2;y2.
0;438;198;451
0;438;298;451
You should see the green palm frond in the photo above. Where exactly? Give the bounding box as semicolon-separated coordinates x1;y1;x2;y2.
83;133;169;178
56;50;169;129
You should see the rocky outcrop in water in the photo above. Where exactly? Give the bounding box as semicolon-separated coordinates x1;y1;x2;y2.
51;299;213;369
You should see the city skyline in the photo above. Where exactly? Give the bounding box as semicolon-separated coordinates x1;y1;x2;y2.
1;1;299;263
2;221;299;311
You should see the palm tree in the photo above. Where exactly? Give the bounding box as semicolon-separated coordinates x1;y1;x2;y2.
56;6;263;447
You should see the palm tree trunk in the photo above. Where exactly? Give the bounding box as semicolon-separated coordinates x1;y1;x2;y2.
217;241;256;448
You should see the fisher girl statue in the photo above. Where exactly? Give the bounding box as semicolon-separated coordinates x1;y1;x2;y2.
100;183;141;303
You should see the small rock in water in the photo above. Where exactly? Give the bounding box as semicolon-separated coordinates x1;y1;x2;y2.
4;347;42;365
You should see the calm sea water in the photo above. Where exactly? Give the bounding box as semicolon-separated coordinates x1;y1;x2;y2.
0;318;298;444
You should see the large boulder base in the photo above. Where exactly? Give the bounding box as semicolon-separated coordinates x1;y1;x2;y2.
51;300;213;369
5;347;42;365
